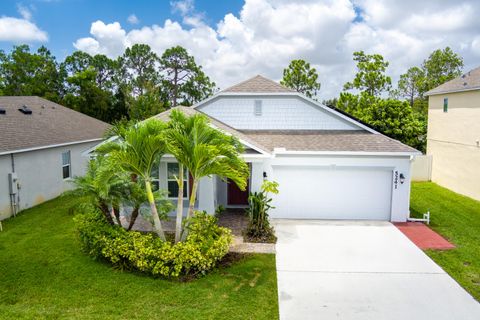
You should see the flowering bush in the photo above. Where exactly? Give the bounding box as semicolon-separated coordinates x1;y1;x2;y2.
74;210;232;278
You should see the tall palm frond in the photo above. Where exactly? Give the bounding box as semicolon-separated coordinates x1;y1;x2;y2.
166;109;249;240
97;118;169;240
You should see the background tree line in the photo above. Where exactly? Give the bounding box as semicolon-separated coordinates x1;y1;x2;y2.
0;43;464;153
0;44;216;122
280;47;464;153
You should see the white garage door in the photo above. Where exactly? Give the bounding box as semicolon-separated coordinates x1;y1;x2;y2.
271;166;393;220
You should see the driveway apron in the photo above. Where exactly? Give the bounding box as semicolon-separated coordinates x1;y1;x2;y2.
274;220;480;320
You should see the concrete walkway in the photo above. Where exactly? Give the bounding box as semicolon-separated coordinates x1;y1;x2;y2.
274;220;480;320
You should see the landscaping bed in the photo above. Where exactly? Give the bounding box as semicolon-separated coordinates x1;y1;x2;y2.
0;196;279;319
410;182;480;301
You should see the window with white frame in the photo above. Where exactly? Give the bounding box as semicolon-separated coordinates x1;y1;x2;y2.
151;165;160;191
62;151;71;179
167;162;188;198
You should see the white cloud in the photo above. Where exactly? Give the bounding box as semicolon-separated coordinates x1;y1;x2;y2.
17;4;33;21
127;14;139;25
74;20;126;56
170;0;194;16
73;0;480;99
0;17;48;42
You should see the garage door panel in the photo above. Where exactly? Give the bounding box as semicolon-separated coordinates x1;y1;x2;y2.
271;166;392;220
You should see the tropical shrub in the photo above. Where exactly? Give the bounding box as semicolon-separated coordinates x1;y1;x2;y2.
74;210;232;278
245;180;279;243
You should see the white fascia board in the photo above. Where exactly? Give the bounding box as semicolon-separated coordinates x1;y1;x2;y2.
273;150;421;157
162;153;269;162
207;123;271;156
0;138;104;156
298;94;378;134
425;86;480;96
81;136;118;157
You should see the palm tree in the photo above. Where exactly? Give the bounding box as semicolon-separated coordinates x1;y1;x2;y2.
165;110;188;243
69;156;128;225
166;109;249;240
98;118;169;240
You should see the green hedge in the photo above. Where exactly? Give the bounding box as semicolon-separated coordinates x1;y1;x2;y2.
74;211;232;278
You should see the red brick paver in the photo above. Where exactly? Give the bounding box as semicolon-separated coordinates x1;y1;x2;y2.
394;222;455;250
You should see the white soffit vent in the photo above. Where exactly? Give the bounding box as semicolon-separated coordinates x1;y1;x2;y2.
254;100;262;116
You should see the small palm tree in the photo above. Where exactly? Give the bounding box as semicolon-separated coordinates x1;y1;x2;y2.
166;109;249;240
98;118;169;240
69;156;128;225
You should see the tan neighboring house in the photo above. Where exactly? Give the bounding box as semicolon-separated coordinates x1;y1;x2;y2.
425;66;480;200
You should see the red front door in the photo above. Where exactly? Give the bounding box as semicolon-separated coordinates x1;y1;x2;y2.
227;178;249;205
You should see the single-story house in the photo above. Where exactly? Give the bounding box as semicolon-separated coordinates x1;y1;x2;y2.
0;96;110;220
154;75;420;222
425;66;480;200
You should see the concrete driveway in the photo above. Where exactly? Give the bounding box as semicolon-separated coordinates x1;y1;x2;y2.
274;220;480;320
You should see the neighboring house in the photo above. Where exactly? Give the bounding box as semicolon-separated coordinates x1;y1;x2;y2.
155;75;420;222
0;96;110;220
425;67;480;201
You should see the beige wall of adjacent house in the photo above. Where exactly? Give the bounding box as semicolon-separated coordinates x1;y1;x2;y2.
0;141;99;220
427;90;480;200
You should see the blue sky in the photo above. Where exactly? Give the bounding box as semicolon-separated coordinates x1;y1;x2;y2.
0;0;479;98
0;0;243;59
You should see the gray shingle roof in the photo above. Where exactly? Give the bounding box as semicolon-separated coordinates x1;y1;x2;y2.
222;75;294;93
426;66;480;96
154;107;419;154
240;130;419;153
0;96;110;154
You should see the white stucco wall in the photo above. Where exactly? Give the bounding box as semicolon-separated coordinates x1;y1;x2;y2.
411;155;432;181
247;155;413;222
0;141;100;220
197;95;361;130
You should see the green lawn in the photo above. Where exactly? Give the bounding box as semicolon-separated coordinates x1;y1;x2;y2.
410;182;480;301
0;197;278;320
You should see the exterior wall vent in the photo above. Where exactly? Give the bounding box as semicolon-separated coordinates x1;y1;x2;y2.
18;105;32;115
0;108;5;115
254;100;262;116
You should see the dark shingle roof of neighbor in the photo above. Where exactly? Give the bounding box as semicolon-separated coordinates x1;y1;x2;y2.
240;130;419;153
222;75;295;93
0;96;110;154
154;107;419;154
426;66;480;96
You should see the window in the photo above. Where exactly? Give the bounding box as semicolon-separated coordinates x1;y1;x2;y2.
167;162;188;198
62;151;71;179
443;98;448;113
151;165;160;191
254;100;262;116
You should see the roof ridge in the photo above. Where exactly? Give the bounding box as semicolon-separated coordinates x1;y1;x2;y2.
221;74;294;93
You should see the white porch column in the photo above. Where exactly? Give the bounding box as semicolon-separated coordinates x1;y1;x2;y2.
250;161;264;193
197;175;215;214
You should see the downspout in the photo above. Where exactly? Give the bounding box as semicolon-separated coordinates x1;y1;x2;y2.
9;153;19;217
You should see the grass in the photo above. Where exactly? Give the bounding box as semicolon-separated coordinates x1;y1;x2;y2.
0;196;278;319
410;182;480;301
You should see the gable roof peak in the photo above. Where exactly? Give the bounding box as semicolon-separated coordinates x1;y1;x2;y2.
222;74;294;93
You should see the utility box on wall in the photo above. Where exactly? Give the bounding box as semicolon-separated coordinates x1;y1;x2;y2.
8;172;18;195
